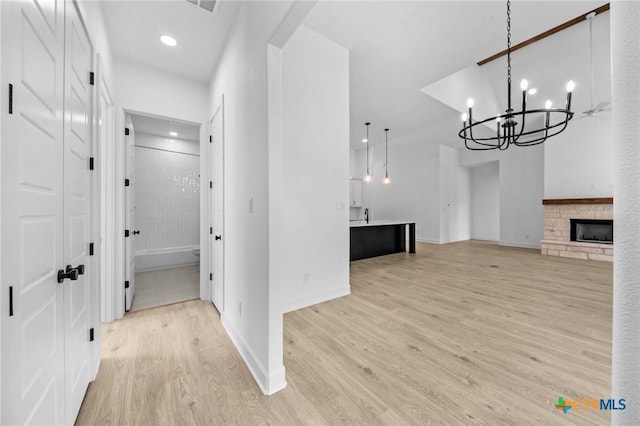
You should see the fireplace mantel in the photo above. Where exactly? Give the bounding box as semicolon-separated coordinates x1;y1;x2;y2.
542;197;613;205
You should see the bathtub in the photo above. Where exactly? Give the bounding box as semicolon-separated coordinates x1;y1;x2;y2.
134;246;200;273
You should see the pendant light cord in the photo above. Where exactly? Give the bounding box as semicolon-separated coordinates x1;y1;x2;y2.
384;129;389;178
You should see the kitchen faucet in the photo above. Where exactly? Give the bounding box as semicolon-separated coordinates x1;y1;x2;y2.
364;208;369;224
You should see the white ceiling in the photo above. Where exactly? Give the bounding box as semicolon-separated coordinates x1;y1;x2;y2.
130;113;201;140
100;0;241;82
100;1;609;150
302;1;607;149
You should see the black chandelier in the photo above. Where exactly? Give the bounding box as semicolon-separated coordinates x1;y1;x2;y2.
459;0;575;150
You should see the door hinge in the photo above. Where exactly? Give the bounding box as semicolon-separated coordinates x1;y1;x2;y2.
209;273;213;281
209;135;212;143
8;83;13;114
125;229;130;238
9;286;14;316
124;280;130;289
89;157;95;170
89;72;95;86
89;242;94;256
124;178;130;187
125;127;130;136
89;328;95;341
210;227;213;234
210;181;212;189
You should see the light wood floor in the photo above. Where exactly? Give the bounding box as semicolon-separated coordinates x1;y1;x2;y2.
77;241;612;425
130;265;200;312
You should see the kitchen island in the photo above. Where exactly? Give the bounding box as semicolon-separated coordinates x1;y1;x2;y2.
350;220;416;261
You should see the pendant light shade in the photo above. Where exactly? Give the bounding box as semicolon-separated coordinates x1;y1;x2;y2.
363;122;372;182
383;128;390;184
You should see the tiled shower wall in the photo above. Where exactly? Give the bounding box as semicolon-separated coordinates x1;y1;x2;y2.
134;132;200;253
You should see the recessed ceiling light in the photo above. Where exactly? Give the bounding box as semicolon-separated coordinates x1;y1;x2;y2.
160;35;177;47
169;131;178;137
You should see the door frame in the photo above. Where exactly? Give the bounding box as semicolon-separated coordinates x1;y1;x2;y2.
112;109;204;319
209;98;225;311
95;54;115;324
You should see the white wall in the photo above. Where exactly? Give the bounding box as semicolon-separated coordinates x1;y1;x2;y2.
280;25;350;312
439;145;470;243
208;1;293;395
461;144;545;248
359;135;440;242
469;161;500;241
133;133;200;253
542;8;612;199
114;58;209;317
544;116;613;198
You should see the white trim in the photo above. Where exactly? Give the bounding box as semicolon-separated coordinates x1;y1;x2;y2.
417;237;442;244
499;241;541;249
220;314;287;395
283;287;351;314
207;96;225;306
134;245;199;256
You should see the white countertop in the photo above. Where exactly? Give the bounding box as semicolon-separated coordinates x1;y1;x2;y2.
350;220;415;228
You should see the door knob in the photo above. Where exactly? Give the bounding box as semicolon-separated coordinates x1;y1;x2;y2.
132;230;140;235
215;235;222;241
58;265;79;283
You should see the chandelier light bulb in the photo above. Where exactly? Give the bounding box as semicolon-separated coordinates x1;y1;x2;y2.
160;35;177;47
362;138;368;143
457;0;574;150
383;176;390;185
364;174;372;183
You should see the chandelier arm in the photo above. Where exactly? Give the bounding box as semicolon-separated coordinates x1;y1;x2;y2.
511;90;528;144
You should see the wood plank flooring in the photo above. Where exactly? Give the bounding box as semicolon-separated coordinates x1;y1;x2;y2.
77;241;612;425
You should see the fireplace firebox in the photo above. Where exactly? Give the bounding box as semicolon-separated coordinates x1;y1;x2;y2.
570;219;613;244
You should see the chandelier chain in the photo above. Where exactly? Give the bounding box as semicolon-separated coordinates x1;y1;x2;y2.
506;0;511;87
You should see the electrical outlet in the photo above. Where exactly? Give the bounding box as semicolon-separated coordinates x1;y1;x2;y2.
303;273;310;283
238;301;242;316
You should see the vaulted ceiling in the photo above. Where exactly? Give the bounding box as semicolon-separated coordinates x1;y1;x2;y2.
100;1;609;149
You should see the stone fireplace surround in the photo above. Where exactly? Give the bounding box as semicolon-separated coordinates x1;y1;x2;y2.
540;198;613;262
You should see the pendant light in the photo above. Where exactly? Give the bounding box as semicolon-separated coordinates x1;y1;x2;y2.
363;122;372;182
383;128;390;184
459;0;575;150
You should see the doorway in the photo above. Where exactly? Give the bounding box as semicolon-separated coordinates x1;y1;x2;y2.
124;113;201;312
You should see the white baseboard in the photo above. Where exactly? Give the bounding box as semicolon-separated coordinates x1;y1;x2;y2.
220;315;287;395
417;237;440;244
499;241;541;249
283;285;350;314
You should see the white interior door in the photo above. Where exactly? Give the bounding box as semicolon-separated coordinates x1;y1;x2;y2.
210;109;224;312
124;120;136;311
63;1;93;420
1;1;66;424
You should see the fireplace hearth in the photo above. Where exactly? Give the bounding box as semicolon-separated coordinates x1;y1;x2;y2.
571;219;613;244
